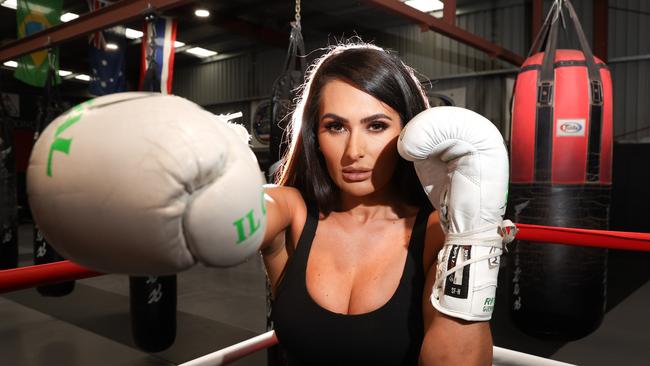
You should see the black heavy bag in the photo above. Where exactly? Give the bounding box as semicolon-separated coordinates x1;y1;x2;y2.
269;21;306;165
33;65;75;296
34;224;74;295
0;108;18;270
130;276;177;352
508;0;611;340
129;19;178;351
267;14;306;366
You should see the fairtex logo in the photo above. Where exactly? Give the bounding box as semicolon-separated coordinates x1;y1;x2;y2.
560;122;582;133
557;119;585;136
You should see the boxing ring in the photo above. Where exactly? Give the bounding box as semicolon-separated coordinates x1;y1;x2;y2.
177;329;576;366
1;223;649;365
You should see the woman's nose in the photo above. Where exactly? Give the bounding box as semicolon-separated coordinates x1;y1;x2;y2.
344;130;365;160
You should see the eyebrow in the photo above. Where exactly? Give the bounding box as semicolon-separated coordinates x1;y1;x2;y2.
320;113;394;124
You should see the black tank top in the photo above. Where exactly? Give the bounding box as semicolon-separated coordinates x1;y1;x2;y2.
271;202;431;366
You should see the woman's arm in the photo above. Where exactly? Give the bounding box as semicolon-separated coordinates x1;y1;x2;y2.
260;185;300;252
419;213;493;366
260;185;306;288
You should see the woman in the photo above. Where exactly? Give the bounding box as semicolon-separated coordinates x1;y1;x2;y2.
26;41;496;365
261;43;493;365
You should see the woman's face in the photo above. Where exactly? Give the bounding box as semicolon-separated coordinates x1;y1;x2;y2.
317;79;402;199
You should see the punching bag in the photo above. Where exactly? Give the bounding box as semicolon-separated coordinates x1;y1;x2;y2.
33;65;75;296
269;20;306;165
130;276;177;352
508;0;612;340
0;111;18;270
130;15;177;352
267;12;305;366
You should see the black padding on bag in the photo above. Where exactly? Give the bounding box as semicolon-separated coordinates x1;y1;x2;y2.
507;184;609;341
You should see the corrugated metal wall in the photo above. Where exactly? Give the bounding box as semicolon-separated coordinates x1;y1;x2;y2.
172;0;649;142
608;0;650;142
372;0;527;137
378;0;525;80
172;48;286;106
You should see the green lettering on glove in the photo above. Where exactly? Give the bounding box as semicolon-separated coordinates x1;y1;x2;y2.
233;192;267;244
233;210;260;244
46;100;93;177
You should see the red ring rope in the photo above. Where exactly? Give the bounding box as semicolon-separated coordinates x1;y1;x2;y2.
515;223;650;251
0;223;648;295
0;261;103;294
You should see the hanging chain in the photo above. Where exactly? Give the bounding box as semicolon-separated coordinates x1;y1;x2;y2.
294;0;301;24
145;14;157;67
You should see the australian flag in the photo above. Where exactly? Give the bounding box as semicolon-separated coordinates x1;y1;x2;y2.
139;17;177;94
87;1;126;95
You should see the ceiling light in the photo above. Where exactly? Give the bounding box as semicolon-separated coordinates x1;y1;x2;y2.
105;43;119;50
194;9;210;18
185;47;217;58
3;60;18;68
60;12;79;22
58;70;72;77
174;40;185;48
1;0;17;10
125;28;143;39
404;0;444;13
74;74;91;81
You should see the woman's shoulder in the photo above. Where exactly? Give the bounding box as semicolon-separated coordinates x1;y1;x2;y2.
264;184;305;202
264;184;308;221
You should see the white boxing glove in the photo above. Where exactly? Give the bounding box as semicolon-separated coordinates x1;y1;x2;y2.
27;92;266;275
398;106;511;321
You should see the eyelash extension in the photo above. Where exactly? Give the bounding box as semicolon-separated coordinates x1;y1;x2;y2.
322;121;390;133
368;122;389;132
323;122;345;133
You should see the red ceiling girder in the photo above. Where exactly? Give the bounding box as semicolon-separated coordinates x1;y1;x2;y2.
443;0;456;26
362;0;525;66
0;0;192;63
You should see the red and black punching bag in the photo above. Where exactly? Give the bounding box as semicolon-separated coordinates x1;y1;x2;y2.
508;0;612;340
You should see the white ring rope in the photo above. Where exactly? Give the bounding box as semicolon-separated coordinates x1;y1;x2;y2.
178;330;576;366
493;346;576;366
178;331;278;366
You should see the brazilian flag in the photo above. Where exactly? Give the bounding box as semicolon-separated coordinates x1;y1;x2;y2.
15;0;63;87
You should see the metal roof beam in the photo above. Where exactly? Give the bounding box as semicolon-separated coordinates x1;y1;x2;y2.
362;0;525;66
0;0;192;63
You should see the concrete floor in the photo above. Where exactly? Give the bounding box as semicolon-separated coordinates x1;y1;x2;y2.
1;224;648;365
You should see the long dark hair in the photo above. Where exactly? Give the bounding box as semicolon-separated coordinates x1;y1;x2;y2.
277;43;430;214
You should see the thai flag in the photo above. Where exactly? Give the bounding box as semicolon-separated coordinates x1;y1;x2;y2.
139;17;177;94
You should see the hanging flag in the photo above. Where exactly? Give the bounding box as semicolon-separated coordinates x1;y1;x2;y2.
14;0;63;87
87;0;109;49
139;17;177;94
86;0;125;96
88;27;126;96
